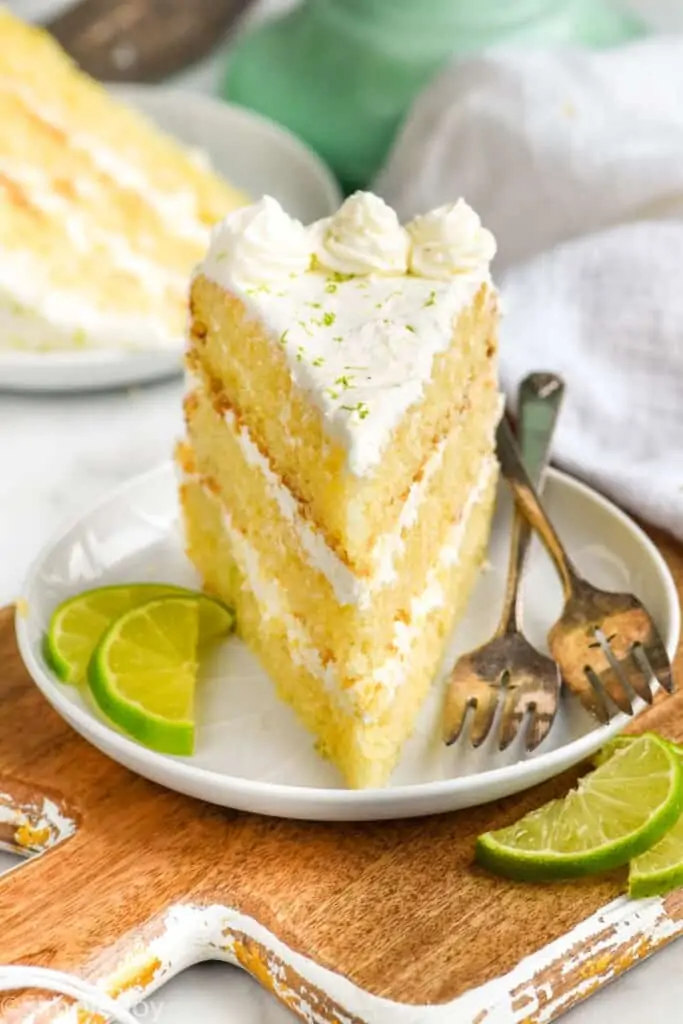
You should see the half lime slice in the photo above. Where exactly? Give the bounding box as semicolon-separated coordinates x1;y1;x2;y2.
477;734;683;881
87;595;232;755
45;583;233;684
629;808;683;899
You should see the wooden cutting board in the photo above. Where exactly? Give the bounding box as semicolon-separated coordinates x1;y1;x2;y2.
2;531;683;1023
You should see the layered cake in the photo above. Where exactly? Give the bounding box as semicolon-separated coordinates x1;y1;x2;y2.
178;192;501;788
0;10;246;352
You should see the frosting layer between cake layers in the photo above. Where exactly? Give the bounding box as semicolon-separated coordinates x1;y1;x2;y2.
181;454;498;719
184;369;502;608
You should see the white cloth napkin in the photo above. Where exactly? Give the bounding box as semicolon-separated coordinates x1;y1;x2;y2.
375;38;683;540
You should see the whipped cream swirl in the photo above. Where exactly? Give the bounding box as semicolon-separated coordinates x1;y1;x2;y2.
313;192;410;275
407;200;496;279
206;196;313;283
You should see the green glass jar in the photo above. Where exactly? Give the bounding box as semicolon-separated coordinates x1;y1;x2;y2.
223;0;645;191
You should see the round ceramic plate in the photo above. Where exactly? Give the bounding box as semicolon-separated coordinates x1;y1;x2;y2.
0;87;342;394
17;463;679;821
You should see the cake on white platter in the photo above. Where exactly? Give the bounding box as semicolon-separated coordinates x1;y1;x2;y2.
0;9;246;354
178;190;501;788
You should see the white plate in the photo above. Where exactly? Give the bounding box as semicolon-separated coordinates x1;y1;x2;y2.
16;463;679;821
0;87;342;394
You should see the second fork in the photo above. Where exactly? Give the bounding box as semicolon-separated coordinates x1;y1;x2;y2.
443;373;564;752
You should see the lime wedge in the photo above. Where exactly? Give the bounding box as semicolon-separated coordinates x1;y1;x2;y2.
629;741;683;899
87;596;210;755
629;809;683;898
45;583;233;685
477;734;683;881
594;734;683;768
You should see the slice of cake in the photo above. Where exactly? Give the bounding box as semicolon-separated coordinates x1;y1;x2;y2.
0;10;246;353
179;191;501;788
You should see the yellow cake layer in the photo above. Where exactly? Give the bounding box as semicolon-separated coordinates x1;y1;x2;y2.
180;465;498;788
188;274;498;563
185;355;499;573
0;9;247;343
179;372;499;683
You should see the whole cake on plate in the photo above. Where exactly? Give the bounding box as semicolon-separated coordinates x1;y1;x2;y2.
178;191;501;788
0;9;246;352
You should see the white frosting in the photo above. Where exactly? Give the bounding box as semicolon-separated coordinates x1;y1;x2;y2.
407;199;497;280
313;191;410;275
195;484;355;713
212;379;499;606
201;268;490;475
206;196;312;284
0;80;209;245
222;403;363;606
186;454;495;713
201;193;495;476
0;81;219;352
373;457;497;696
0;255;181;352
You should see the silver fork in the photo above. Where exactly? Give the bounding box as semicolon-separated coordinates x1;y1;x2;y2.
443;373;565;752
496;416;675;721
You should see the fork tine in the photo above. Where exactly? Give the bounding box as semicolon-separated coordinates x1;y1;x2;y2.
469;691;501;748
443;655;502;746
443;655;478;745
525;703;557;752
498;688;525;751
597;667;634;716
598;640;635;715
638;636;675;694
499;672;560;752
443;694;472;747
524;676;561;751
619;649;654;704
582;667;614;724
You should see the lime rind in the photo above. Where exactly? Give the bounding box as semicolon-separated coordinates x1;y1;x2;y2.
87;597;201;756
45;583;190;684
477;735;683;882
45;583;234;685
629;810;683;899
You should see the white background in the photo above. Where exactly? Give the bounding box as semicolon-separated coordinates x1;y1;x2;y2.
3;0;683;1020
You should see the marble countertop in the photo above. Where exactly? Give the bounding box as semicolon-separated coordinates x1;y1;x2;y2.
4;0;683;1019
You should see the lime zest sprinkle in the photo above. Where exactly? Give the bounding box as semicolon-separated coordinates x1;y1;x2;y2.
342;401;370;420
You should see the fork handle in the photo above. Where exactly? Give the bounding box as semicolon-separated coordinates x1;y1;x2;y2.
497;374;565;635
497;414;579;602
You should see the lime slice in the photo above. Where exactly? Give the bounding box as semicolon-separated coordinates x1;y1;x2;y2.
477;734;683;881
629;809;683;898
45;583;233;684
629;741;683;899
594;734;683;768
87;596;207;755
591;734;635;768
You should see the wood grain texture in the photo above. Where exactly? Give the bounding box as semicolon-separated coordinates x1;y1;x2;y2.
1;526;682;1022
